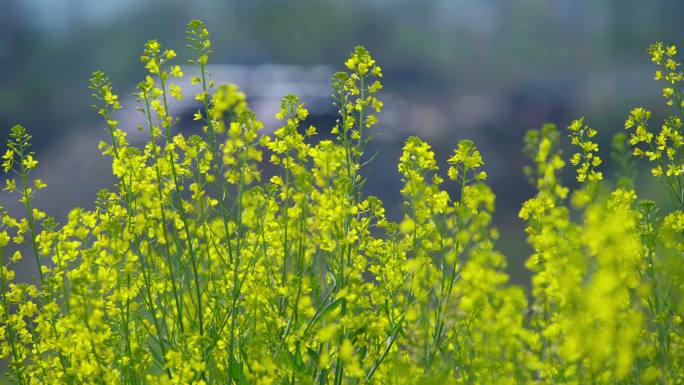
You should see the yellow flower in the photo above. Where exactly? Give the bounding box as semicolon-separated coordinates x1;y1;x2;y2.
22;155;38;170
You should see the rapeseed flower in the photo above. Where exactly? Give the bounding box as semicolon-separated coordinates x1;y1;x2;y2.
0;21;682;385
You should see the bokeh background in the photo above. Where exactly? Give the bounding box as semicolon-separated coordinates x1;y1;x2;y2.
1;0;683;293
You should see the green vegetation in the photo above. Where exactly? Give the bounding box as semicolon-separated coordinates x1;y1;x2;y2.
0;21;682;384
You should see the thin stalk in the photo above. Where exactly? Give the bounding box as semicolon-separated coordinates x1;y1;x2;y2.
17;145;43;284
157;64;205;339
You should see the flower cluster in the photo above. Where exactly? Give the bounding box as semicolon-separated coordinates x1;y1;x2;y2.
567;117;603;183
624;42;684;207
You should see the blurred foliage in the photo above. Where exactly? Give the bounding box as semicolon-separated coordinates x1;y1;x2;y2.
3;0;684;147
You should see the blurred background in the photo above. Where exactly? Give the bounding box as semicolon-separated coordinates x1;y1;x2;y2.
1;0;683;288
